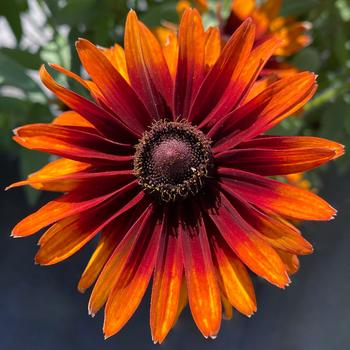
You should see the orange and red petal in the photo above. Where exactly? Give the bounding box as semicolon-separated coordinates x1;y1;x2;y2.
174;8;206;120
12;180;138;237
76;39;152;134
190;18;255;126
7;158;92;192
13;124;133;164
88;202;152;316
39;65;137;142
207;191;289;288
210;230;257;316
220;183;313;255
150;210;183;344
218;168;336;221
203;37;280;131
211;72;317;152
125;11;173;118
103;208;162;338
215;146;337;176
78;214;132;293
180;204;221;338
101;44;129;83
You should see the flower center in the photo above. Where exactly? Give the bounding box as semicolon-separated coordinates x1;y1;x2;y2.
134;120;213;202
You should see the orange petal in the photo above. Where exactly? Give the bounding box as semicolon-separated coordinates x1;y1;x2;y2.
272;20;311;56
76;38;152;134
150;214;183;344
78;214;132;293
190;18;255;126
219;168;336;221
210;231;257;316
259;0;282;22
242;75;279;103
7;158;92;192
12;180;138;237
39;65;138;142
101;44;129;83
276;249;300;275
221;294;234;320
153;27;178;81
211;72;317;151
125;11;173;117
36;212;103;265
174;8;206;119
103;208;162;338
180;207;221;338
88;203;152;316
204;27;221;70
53;111;94;128
208;192;289;288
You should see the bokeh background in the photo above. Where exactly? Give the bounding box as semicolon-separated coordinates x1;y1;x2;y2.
1;0;350;349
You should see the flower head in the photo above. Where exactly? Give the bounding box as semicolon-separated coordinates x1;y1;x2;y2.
10;9;343;343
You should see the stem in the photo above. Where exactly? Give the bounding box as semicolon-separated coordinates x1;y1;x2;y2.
304;79;350;112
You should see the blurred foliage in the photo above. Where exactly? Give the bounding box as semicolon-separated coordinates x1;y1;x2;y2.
0;0;349;204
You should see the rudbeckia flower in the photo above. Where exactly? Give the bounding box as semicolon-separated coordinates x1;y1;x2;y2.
10;8;343;344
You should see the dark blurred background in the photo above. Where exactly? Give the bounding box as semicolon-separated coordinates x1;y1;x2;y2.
1;0;350;349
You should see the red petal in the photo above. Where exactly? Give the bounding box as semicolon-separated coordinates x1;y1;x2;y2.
13;124;133;164
35;189;145;265
199;36;279;129
125;11;173;118
88;203;152;316
210;229;257;316
210;72;317;151
180;205;221;338
207;191;289;288
150;208;183;344
78;214;132;293
39;65;137;142
218;167;336;221
220;182;313;255
189;18;255;125
76;39;152;134
174;8;206;120
12;180;138;237
103;207;162;338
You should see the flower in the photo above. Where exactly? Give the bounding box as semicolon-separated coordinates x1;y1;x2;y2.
10;8;343;344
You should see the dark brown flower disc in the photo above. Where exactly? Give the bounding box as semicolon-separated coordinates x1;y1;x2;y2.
134;120;213;202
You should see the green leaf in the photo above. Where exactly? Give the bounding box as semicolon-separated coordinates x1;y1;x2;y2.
0;53;44;94
0;48;42;70
0;0;28;42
